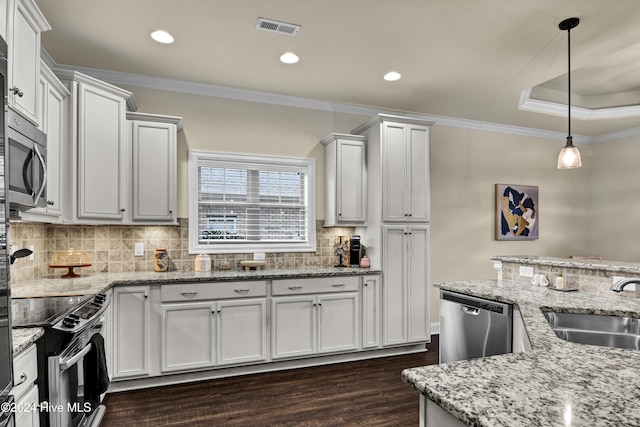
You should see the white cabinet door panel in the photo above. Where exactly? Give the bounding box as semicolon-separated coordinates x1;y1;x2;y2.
77;83;125;219
318;293;359;353
407;125;430;221
161;302;215;373
113;286;150;378
132;121;176;221
382;123;406;222
271;296;316;359
382;226;407;345
362;275;381;349
408;225;430;342
217;298;267;365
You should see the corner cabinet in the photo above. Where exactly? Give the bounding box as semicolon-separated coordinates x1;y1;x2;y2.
57;71;182;224
321;133;367;226
6;0;50;125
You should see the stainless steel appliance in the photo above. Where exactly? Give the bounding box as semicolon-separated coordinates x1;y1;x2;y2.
12;293;110;427
6;106;46;211
0;34;15;427
440;290;512;364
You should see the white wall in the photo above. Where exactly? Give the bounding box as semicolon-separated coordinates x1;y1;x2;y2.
125;85;618;323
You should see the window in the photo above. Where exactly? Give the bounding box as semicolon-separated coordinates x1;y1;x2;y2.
188;150;316;254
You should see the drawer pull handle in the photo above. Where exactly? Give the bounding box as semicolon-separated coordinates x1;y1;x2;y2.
288;285;303;291
181;291;198;298
234;289;250;295
332;283;345;288
14;372;27;387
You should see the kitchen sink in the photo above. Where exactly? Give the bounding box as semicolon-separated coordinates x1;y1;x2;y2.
543;311;640;350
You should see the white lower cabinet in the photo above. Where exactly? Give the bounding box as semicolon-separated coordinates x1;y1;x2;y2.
109;275;397;386
12;344;39;427
271;278;360;360
159;298;267;373
362;275;381;349
112;286;151;379
382;224;430;346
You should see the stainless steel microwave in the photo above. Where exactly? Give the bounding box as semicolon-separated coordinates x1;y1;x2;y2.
7;107;47;211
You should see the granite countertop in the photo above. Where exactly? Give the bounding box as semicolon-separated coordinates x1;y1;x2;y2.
492;255;640;275
402;280;640;427
11;267;381;298
12;327;43;356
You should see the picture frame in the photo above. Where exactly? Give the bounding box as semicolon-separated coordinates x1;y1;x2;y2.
495;184;538;240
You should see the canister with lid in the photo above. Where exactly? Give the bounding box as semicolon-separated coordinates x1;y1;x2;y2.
195;254;212;271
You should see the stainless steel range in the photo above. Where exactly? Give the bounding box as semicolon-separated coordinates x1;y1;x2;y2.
12;293;110;427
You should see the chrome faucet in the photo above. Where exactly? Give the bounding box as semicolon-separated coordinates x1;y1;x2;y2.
610;277;640;292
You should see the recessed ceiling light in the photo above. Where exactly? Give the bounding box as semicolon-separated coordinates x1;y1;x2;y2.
384;71;402;81
150;30;174;44
280;52;299;64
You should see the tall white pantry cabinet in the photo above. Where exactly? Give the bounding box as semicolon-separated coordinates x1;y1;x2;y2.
353;114;434;347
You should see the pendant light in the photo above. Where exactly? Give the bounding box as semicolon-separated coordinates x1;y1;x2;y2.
557;17;581;169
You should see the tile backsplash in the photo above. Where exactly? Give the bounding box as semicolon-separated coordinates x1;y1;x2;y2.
9;219;355;283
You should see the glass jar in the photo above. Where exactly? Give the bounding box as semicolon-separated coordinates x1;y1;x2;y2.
154;249;169;272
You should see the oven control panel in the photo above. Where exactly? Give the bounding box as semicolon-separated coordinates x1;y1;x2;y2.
53;293;110;332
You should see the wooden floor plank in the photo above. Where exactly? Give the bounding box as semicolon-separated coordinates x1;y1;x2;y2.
102;336;439;426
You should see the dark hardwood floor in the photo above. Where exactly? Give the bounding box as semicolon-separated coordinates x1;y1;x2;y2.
102;335;439;426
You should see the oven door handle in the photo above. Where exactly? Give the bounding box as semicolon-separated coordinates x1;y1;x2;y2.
60;342;92;371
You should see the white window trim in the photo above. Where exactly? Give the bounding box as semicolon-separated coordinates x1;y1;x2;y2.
188;150;316;254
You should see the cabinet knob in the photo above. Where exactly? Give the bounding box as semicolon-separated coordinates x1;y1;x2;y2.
120;208;126;212
47;200;54;205
10;86;23;97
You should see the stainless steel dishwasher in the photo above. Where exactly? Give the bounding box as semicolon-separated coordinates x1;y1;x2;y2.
440;290;512;363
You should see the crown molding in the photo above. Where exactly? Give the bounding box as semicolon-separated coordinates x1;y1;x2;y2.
519;88;640;121
44;50;640;144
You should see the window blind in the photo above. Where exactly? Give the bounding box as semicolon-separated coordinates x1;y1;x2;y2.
189;151;316;253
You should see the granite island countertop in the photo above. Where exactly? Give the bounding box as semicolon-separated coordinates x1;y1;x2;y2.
11;267;381;298
402;280;640;427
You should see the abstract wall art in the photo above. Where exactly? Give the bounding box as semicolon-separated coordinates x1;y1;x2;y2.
495;184;538;240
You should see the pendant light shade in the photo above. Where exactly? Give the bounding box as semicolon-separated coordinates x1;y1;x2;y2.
557;136;581;168
557;17;581;169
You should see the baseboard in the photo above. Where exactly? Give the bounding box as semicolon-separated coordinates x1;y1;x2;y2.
108;344;428;393
431;322;440;335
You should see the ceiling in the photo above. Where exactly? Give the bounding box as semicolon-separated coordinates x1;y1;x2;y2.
34;0;640;138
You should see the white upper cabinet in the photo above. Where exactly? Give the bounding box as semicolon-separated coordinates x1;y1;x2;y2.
57;72;182;225
381;121;430;222
353;115;433;225
6;0;50;125
321;133;367;226
127;112;181;224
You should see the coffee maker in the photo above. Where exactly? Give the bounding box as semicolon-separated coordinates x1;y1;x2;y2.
349;235;361;267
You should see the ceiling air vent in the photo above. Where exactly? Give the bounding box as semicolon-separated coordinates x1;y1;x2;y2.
256;18;301;36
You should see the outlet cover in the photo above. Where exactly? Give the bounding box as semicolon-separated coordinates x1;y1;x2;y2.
519;266;534;278
254;252;266;261
134;242;144;256
29;245;34;261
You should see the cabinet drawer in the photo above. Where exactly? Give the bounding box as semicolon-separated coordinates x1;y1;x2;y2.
272;276;360;296
161;281;267;302
12;344;37;401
